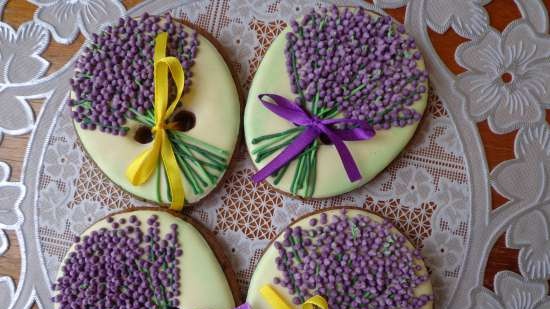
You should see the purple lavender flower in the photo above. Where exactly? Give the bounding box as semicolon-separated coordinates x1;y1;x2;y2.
284;6;427;129
53;214;182;309
69;13;200;136
273;211;432;309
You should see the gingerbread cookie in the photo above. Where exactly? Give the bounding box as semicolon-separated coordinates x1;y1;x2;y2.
70;13;241;208
245;7;428;198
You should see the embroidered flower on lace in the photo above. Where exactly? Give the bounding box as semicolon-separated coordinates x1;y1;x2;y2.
218;229;254;272
39;182;70;233
393;166;433;208
422;230;464;271
171;1;210;23
435;119;464;156
456;22;550;133
219;22;258;83
408;114;436;151
43;141;82;180
69;199;107;234
52;110;78;143
272;200;314;233
228;0;270;21
275;0;306;18
433;179;469;231
43;252;61;281
31;0;125;44
430;269;457;308
470;271;550;309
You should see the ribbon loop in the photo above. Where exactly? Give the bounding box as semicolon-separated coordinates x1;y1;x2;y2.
253;94;375;184
126;32;186;210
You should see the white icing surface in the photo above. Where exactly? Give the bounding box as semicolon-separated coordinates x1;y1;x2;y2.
244;12;428;198
75;24;241;204
247;208;433;309
55;210;236;309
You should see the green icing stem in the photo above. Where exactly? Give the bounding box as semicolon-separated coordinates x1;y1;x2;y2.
306;142;318;197
177;132;229;158
251;126;304;144
292;154;306;193
183;141;227;166
156;159;162;203
302;153;310;192
318;107;339;119
127;106;232;198
273;163;289;185
175;153;201;195
74;100;92;109
171;134;218;185
289;154;303;194
252;129;302;156
255;139;294;163
298;152;311;191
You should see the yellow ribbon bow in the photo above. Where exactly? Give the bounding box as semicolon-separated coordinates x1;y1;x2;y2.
126;32;186;210
260;285;328;309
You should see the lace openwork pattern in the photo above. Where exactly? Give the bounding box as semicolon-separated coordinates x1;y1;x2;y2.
1;1;549;309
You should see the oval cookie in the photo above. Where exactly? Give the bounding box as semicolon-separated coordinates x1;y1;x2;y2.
71;14;241;206
53;209;239;309
247;207;433;309
244;7;428;198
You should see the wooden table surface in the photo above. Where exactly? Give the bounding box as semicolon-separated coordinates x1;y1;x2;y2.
1;0;548;306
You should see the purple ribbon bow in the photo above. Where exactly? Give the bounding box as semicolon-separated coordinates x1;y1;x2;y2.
252;94;376;183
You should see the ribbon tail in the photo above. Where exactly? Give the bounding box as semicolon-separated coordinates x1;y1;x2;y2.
159;131;185;210
260;285;293;309
126;139;162;185
252;127;320;183
321;128;362;182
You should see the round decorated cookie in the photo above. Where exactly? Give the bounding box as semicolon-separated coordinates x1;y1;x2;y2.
70;13;241;207
247;208;433;309
53;209;239;309
244;6;428;198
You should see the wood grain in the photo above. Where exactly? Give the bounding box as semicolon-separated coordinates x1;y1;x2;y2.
1;0;548;306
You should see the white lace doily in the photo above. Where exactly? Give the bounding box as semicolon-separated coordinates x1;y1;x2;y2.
1;1;549;309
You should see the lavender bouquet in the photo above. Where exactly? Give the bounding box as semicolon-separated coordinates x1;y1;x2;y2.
69;14;229;201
